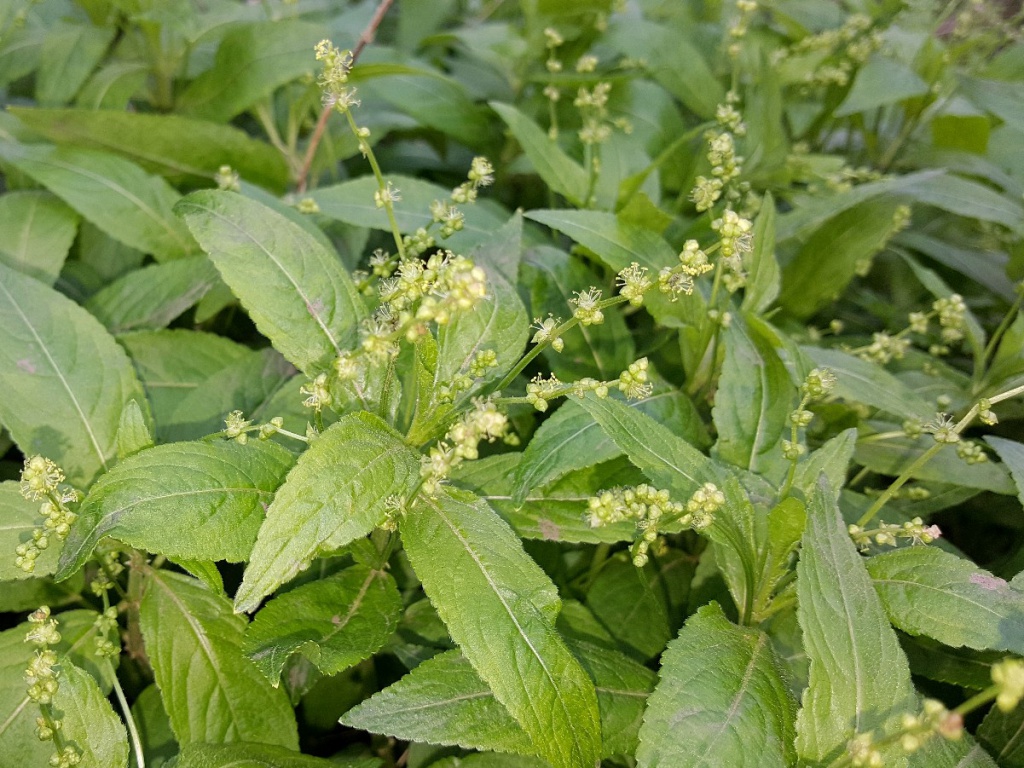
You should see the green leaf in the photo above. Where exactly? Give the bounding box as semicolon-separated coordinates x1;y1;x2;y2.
131;684;178;768
140;570;299;748
961;75;1024;132
868;546;1024;654
57;440;294;579
780;197;906;318
986;437;1024;509
172;742;378;768
741;191;780;313
802;346;935;421
0;190;79;284
0;480;60;580
586;553;672;661
792;428;858;499
490;102;589;207
118;330;253;440
176;190;366;375
235;412;420;613
855;433;1016;495
177;19;323;122
712;315;794;476
512;389;707;506
0;623;128;765
36;23;114;106
115;398;154;459
576;394;722;501
604;18;723;118
795;477;917;764
902;171;1024;233
0;262;148;485
11;107;290;192
401;490;601;768
85;256;220;333
637;602;795;768
243;564;402;681
979;702;1024;767
834;55;929;116
0;143;196;261
343;641;652;759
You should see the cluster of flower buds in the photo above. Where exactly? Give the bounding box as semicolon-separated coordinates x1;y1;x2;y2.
856;331;912;365
420;399;510;496
215;165;240;191
525;358;651;412
314;39;358;113
24;607;81;766
846;697;961;767
773;14;881;90
692;93;748;212
616;263;652;307
658;240;715;300
15;457;79;574
993;659;1024;712
848;517;942;551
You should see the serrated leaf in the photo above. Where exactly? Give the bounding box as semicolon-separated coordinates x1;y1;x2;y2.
0;190;79;284
57;440;294;579
176;190;366;375
235;412;420;613
979;702;1024;767
637;602;795;768
115;398;154;459
0;143;196;261
118;330;253;440
802;346;935;421
792;428;857;499
868;547;1024;654
343;641;652;759
713;314;794;476
85;256;220;333
0;480;60;580
0;623;128;765
795;477;917;764
513;388;706;506
741;191;780;313
576;393;722;500
0;261;148;485
11;107;290;191
490;102;589;207
244;565;401;682
401;490;601;768
172;742;378;768
140;570;298;748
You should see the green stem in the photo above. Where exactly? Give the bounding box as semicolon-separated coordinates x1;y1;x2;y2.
110;661;146;768
976;288;1024;389
344;110;406;259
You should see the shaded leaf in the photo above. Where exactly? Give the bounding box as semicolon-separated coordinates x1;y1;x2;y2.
0;190;78;284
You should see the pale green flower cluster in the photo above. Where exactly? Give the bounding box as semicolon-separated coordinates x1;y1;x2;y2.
421;399;510;496
523;358;651;412
15;457;79;575
847;698;962;767
847;517;942;551
24;607;83;768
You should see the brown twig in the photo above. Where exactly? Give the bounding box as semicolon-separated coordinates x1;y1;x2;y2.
295;0;397;193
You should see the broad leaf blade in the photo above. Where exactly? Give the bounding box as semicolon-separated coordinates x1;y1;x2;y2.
868;547;1024;654
741;191;780;313
795;477;917;764
85;256;220;333
11;107;290;191
0;261;147;485
173;742;375;768
235;412;420;613
0;190;78;284
57;440;294;578
243;565;401;681
401;490;601;768
637;602;796;768
176;190;366;375
712;314;793;476
490;102;589;206
140;570;299;748
0;142;196;260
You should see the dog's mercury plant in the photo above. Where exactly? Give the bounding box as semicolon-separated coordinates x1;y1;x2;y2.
1;0;1024;766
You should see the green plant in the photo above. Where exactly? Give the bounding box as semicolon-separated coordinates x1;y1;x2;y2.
1;0;1024;767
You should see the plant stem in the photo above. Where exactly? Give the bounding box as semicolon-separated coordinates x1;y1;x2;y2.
344;108;407;259
109;661;146;768
295;0;396;193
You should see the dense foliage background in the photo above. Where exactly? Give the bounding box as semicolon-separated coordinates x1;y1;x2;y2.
1;0;1024;766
